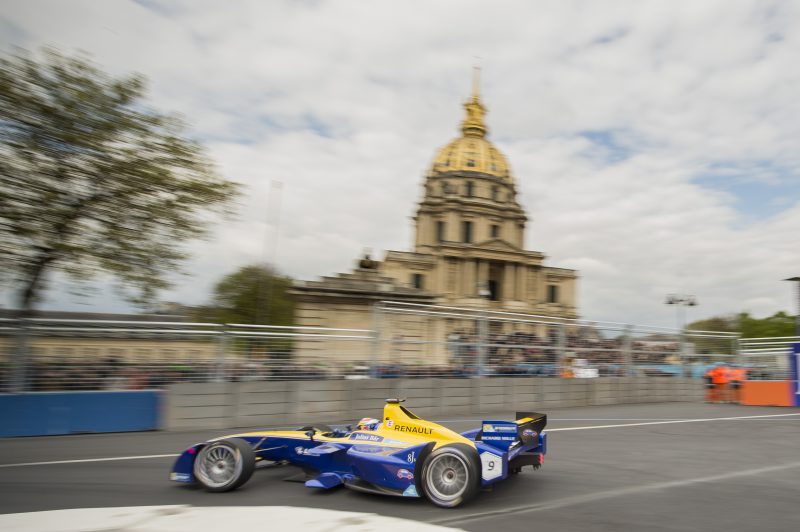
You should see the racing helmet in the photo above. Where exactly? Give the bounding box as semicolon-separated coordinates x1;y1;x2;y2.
356;417;381;431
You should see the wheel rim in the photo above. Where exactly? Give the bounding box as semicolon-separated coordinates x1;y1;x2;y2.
195;443;242;489
426;452;469;502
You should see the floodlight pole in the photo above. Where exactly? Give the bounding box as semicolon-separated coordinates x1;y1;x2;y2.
665;294;698;369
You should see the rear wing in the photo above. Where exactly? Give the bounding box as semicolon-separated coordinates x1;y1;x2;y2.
514;411;547;446
473;411;547;451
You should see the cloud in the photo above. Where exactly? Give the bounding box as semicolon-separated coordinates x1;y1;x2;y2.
2;0;799;327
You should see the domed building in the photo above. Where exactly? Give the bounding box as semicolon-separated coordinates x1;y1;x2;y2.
291;74;578;363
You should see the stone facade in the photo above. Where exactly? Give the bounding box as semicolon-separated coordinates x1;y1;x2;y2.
291;72;579;364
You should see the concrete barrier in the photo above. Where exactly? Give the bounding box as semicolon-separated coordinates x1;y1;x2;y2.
0;391;160;437
163;377;705;431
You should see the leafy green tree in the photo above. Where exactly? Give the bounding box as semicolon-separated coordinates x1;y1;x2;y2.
737;311;796;338
688;311;796;338
0;48;239;312
199;264;295;326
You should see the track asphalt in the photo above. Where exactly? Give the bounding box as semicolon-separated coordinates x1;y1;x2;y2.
2;402;799;531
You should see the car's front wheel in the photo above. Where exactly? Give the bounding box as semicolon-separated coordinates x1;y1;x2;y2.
420;444;480;508
193;438;255;492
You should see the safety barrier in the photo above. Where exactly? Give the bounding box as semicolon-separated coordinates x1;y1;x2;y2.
0;390;160;437
163;377;703;430
736;339;800;407
0;309;740;391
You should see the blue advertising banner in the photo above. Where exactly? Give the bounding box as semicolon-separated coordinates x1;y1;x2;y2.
0;390;161;437
791;343;800;407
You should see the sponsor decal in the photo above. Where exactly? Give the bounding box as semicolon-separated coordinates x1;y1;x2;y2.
402;484;419;497
522;429;537;438
483;423;516;433
294;446;310;456
349;433;384;442
483;435;516;441
351;445;383;453
397;468;414;480
385;420;395;428
393;424;433;435
480;451;503;481
170;472;191;482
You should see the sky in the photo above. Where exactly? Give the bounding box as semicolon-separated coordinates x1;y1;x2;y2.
1;0;799;328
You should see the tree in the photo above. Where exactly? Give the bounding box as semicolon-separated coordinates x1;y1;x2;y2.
688;311;796;338
198;264;295;326
0;48;240;313
737;311;796;338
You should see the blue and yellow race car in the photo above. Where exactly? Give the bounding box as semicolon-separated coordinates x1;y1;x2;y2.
170;399;547;508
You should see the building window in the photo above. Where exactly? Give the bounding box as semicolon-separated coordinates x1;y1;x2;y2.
462;221;473;243
488;279;499;301
436;221;446;242
441;181;449;195
547;285;559;304
491;186;498;201
491;224;500;238
465;181;474;197
412;273;424;289
466;159;475;167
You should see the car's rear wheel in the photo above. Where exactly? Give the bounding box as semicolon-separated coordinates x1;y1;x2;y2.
420;444;480;508
193;438;255;492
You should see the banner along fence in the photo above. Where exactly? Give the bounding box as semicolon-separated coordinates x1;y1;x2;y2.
0;303;756;392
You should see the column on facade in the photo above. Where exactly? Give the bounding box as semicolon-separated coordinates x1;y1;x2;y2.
466;258;477;297
456;258;463;296
518;263;527;303
438;256;448;294
504;262;516;301
537;268;547;303
477;259;488;294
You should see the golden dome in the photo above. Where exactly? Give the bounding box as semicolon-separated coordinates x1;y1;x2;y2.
431;136;511;180
429;68;512;181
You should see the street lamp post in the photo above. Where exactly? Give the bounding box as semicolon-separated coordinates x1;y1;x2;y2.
665;294;698;369
784;277;800;337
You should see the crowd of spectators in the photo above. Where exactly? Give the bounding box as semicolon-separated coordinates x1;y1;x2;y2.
445;329;682;377
1;329;688;391
1;358;336;392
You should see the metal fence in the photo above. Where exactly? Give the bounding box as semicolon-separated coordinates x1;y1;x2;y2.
373;301;739;379
0;302;791;392
739;336;800;380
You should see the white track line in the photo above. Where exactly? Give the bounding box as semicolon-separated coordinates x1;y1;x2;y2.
0;454;178;468
1;413;798;469
430;460;800;526
546;412;800;432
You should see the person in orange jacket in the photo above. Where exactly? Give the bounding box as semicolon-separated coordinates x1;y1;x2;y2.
729;365;748;403
703;365;717;403
705;363;731;403
713;363;732;403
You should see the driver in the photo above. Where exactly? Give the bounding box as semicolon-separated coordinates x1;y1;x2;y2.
355;417;381;431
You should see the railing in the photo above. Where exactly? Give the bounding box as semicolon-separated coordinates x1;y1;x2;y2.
0;303;789;392
739;336;800;380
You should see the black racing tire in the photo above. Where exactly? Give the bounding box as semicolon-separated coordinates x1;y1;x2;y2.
193;438;256;492
420;444;481;508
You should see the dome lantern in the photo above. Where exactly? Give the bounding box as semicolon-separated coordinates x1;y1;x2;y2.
429;68;513;182
461;66;487;138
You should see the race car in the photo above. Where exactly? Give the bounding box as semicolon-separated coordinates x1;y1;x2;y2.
170;398;547;508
